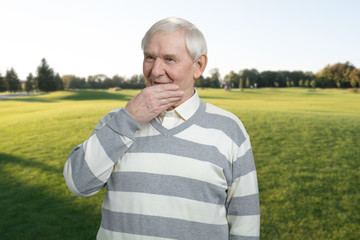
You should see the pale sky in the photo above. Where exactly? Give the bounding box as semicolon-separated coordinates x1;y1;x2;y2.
1;0;359;80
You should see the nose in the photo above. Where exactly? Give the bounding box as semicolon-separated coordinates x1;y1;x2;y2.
151;58;165;77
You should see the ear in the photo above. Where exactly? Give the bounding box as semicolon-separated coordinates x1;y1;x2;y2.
193;54;208;79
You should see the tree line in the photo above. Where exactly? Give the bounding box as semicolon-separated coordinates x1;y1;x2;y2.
0;58;63;93
1;59;359;93
219;61;360;89
62;74;146;90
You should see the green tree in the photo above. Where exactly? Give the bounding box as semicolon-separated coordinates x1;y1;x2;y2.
112;75;125;87
69;77;87;89
310;80;317;88
316;62;355;88
54;73;64;90
349;68;360;88
298;79;303;87
195;75;205;88
0;73;6;92
35;58;55;92
245;78;250;88
195;75;211;88
304;80;309;87
240;69;259;88
336;80;341;88
62;75;87;89
223;70;240;88
103;77;115;89
289;71;306;86
5;68;21;92
87;74;107;89
209;68;221;88
239;77;244;90
25;73;34;94
62;75;75;89
259;71;277;87
129;74;146;89
275;71;290;87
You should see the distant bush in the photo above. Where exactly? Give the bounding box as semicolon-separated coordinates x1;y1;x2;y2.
109;87;122;92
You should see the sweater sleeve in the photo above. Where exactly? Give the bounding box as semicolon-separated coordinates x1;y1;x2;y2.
226;133;260;239
63;108;141;197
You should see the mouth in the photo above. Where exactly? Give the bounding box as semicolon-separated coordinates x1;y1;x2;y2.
147;77;173;86
153;81;172;85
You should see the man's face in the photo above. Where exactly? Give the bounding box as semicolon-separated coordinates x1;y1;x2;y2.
143;30;196;105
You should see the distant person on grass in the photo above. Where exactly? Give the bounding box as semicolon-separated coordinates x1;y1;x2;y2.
64;17;260;240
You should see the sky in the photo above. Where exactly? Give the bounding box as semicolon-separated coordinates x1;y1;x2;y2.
1;0;359;80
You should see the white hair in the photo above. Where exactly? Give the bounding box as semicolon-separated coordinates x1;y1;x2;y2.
141;17;207;61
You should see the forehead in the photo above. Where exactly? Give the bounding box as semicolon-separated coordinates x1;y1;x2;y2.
145;30;188;56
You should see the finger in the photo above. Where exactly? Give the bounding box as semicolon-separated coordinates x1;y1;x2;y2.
158;96;183;106
158;101;179;112
151;83;180;92
156;91;184;101
144;84;183;101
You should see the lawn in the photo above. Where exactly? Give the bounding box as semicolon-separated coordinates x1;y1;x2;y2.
0;88;359;239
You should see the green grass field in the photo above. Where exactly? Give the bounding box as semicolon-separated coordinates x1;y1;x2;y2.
0;88;359;239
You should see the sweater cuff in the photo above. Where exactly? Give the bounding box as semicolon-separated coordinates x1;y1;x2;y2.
106;108;141;140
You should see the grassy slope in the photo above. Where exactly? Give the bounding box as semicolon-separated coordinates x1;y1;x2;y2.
0;88;359;239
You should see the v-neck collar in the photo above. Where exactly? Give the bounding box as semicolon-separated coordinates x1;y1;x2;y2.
157;89;200;124
150;100;205;137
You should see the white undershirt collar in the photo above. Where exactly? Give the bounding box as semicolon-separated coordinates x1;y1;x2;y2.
157;89;200;127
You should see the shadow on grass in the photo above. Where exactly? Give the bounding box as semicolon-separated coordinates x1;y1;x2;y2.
0;153;62;174
238;90;262;94
304;90;328;96
59;90;133;101
200;96;233;100
199;90;262;100
0;153;102;239
0;90;134;103
0;96;56;103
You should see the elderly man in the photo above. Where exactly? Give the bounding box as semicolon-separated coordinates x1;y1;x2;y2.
64;17;260;240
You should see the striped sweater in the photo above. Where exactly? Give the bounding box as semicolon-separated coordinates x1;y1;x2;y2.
63;100;260;240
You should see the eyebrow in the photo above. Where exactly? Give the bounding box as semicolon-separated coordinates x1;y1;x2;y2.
144;52;178;60
163;54;177;60
143;52;152;57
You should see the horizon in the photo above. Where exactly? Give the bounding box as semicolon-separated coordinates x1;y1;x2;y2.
4;59;353;82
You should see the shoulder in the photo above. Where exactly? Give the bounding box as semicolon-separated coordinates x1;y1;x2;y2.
203;102;248;134
204;102;240;122
196;101;250;146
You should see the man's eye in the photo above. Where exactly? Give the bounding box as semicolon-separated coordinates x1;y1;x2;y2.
165;58;175;62
145;56;155;61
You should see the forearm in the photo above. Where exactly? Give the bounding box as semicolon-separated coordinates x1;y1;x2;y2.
227;175;260;239
227;137;260;239
63;108;140;197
